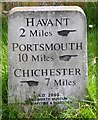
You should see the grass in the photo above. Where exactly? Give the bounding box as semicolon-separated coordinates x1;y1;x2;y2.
1;3;97;119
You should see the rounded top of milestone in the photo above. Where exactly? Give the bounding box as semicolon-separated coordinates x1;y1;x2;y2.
9;6;85;16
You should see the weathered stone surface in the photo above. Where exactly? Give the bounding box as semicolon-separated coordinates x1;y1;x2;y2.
8;6;87;105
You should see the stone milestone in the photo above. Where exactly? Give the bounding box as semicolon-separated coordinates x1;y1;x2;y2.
8;6;87;105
